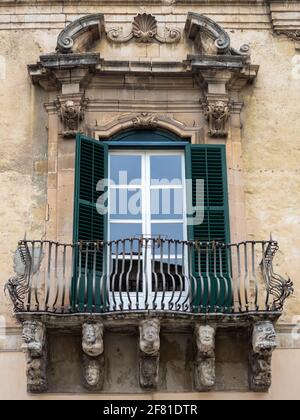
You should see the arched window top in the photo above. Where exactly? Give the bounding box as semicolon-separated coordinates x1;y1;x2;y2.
103;129;190;147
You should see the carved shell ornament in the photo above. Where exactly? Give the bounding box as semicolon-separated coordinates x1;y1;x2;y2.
107;13;181;44
132;13;157;42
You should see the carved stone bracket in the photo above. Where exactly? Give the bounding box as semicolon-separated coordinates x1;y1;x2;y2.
82;322;104;391
107;13;181;45
139;319;160;390
249;321;277;392
194;325;216;391
203;99;231;138
56;94;88;138
21;321;47;393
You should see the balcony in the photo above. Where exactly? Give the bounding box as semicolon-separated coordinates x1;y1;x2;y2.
6;237;293;321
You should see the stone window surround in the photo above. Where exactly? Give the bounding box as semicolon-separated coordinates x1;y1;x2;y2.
28;11;259;247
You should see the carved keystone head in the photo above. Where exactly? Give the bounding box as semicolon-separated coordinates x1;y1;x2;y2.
252;321;277;354
195;325;216;356
139;319;160;355
82;322;104;357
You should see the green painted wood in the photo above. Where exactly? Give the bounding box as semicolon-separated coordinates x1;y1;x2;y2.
72;134;108;312
186;144;232;312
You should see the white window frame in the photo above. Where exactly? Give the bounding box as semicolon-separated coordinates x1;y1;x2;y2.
107;149;188;310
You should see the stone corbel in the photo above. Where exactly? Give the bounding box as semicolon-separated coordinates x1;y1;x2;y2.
56;94;88;138
82;322;105;391
249;321;277;392
139;319;160;390
194;324;216;391
203;98;231;138
21;320;48;393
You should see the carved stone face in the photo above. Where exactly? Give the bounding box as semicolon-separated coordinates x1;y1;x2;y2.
139;319;160;355
83;324;96;344
195;325;215;355
197;358;216;389
22;322;37;344
85;360;100;387
22;321;45;347
82;322;104;357
253;321;277;353
65;100;76;113
213;101;227;117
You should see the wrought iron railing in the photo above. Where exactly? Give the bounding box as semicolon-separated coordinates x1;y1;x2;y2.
5;238;293;315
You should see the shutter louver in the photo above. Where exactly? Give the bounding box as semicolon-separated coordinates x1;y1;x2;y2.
73;135;108;312
187;144;231;312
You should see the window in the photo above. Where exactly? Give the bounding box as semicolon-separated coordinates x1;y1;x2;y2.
108;151;186;242
72;131;230;311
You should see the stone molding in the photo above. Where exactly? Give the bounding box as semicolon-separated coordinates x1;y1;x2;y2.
92;113;202;143
269;0;300;49
107;13;181;45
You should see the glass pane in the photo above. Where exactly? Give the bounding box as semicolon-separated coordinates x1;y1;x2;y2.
110;155;141;185
151;189;183;220
110;223;142;240
109;188;142;220
151;223;184;241
109;223;142;253
150;155;182;185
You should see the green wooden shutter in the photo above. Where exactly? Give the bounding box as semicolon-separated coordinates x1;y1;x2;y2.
73;134;108;243
186;144;231;312
188;144;229;244
72;134;108;312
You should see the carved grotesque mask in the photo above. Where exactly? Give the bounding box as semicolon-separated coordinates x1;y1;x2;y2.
82;322;104;357
253;322;277;353
196;325;215;355
213;101;227;117
64;100;76;115
85;360;100;387
139;319;160;355
22;322;36;344
83;324;96;344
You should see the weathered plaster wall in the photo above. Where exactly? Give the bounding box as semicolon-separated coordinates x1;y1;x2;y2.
0;0;299;397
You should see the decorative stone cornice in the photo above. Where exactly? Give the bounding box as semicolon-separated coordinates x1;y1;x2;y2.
107;13;181;45
269;0;300;49
185;12;250;57
28;12;258;94
56;14;105;53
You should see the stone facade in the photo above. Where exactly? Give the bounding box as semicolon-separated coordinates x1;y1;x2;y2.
0;0;300;399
